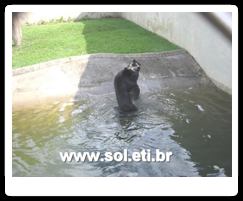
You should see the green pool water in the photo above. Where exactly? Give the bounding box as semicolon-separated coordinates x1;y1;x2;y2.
12;86;232;177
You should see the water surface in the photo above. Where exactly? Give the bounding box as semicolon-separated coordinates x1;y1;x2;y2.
13;86;232;177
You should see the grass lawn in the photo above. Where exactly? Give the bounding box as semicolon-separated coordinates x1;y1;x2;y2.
12;18;180;68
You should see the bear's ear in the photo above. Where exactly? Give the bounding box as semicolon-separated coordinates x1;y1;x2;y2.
134;59;141;66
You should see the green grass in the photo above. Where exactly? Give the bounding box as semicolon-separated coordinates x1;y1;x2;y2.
12;18;179;68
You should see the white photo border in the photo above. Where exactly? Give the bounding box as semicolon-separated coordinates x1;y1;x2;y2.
5;5;238;196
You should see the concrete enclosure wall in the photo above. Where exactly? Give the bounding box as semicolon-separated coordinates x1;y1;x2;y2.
121;12;232;94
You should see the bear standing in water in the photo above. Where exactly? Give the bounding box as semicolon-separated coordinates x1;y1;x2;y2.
114;59;141;112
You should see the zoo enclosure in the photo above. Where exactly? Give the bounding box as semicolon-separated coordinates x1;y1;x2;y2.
16;11;232;94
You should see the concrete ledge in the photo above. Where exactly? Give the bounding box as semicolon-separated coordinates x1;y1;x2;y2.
13;50;188;76
13;50;213;109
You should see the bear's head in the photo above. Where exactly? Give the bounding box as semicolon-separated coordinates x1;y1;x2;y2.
124;59;141;72
123;59;141;79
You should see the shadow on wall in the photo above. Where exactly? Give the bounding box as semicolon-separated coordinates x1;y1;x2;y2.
72;50;214;103
73;55;131;101
200;12;232;41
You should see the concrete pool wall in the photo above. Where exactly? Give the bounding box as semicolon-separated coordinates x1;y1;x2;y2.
12;50;214;108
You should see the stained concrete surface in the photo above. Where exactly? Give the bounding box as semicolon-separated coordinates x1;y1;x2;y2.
12;50;214;108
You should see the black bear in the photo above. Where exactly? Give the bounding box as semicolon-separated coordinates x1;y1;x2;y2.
114;59;141;112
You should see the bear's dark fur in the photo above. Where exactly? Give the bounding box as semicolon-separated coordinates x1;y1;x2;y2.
114;59;141;112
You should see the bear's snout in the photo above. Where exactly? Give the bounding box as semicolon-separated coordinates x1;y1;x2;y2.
134;66;140;72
